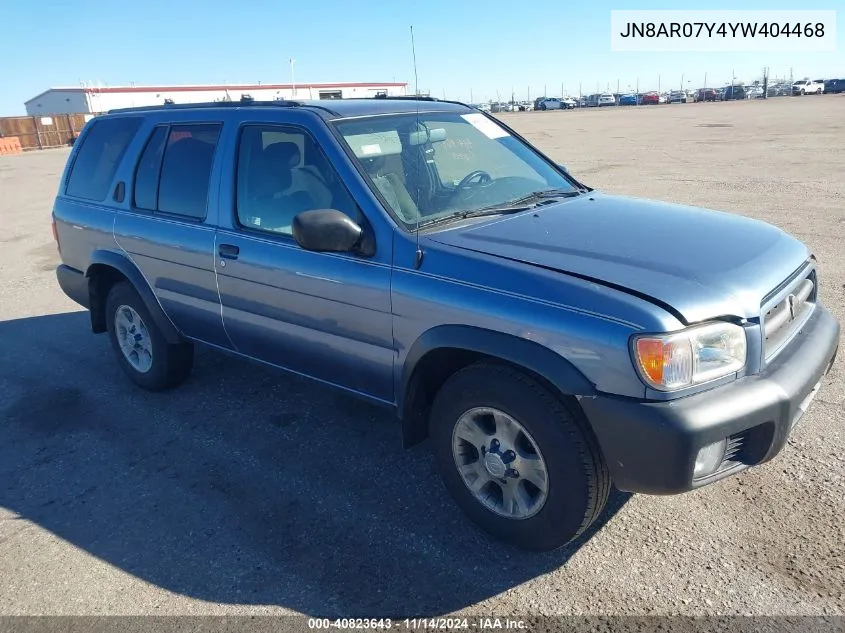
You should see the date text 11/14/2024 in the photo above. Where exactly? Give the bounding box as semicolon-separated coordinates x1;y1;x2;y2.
307;618;528;630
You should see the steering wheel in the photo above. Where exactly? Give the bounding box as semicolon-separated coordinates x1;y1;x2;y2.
457;170;493;189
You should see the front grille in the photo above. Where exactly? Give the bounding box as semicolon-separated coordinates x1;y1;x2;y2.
761;269;816;361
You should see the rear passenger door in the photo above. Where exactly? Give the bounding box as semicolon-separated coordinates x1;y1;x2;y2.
113;120;231;348
213;117;394;402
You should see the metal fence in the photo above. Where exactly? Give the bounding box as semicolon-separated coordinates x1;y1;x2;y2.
0;113;93;151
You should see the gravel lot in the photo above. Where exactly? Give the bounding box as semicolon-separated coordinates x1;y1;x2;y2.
0;96;843;618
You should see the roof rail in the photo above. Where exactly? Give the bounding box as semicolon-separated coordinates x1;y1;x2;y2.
373;94;438;101
107;100;304;114
369;94;473;109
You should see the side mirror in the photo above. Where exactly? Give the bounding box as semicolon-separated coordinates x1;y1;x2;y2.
558;163;570;174
292;209;363;253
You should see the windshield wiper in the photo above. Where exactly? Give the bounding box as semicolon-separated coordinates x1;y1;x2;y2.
466;188;583;216
416;188;583;229
492;188;583;207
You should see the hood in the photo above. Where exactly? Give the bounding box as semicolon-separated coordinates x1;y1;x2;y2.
428;193;810;324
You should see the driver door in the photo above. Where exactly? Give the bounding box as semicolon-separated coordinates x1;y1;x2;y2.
213;120;395;402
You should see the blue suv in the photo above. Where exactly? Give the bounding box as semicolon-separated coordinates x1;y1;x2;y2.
53;97;839;550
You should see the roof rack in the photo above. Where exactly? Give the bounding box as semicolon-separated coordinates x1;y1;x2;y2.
107;100;304;114
373;94;438;101
369;94;474;110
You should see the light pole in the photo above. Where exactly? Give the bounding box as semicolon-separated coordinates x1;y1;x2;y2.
290;58;296;98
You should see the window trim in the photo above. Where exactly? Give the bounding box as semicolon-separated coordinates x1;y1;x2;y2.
129;121;223;222
232;121;366;241
64;115;143;202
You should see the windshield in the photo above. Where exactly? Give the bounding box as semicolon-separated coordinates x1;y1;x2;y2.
334;111;578;227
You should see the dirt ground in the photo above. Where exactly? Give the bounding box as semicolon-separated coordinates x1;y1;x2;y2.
0;96;843;618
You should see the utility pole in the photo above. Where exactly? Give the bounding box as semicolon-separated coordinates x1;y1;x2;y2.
544;83;547;98
704;72;707;91
470;87;473;103
680;73;684;91
561;82;564;98
289;58;296;97
579;82;582;99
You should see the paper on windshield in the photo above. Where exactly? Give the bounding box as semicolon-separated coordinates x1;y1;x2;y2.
461;113;510;140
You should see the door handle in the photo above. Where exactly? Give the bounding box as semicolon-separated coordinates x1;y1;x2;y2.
218;244;240;260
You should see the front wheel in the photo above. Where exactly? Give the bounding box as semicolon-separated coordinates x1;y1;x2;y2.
429;362;610;551
105;281;194;391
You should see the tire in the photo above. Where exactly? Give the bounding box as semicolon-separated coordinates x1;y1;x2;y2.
429;362;610;551
105;281;194;391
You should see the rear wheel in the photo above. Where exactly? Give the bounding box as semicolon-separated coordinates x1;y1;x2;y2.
429;362;610;551
105;281;194;391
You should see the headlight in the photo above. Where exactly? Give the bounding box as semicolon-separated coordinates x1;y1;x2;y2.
632;322;747;391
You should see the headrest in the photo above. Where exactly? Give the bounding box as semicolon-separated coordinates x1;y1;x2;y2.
263;142;300;168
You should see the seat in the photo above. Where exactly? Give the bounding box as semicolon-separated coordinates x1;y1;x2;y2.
241;142;316;233
362;156;420;222
292;135;337;209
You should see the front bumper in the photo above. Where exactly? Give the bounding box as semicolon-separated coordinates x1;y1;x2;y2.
580;305;840;494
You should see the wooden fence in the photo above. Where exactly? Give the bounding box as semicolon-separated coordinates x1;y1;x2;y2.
0;113;94;151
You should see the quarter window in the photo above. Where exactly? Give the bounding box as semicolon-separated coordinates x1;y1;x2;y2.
66;116;142;201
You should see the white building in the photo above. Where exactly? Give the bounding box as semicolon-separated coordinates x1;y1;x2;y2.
25;82;409;115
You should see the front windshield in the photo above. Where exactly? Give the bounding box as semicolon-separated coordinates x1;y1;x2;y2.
333;111;578;227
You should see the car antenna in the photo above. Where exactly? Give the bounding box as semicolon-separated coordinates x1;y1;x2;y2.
410;24;424;270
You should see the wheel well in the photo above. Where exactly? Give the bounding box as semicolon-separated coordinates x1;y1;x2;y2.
401;347;577;447
87;264;127;333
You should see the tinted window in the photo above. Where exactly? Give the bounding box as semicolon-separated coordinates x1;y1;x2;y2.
133;126;168;211
66;117;142;201
236;125;360;236
155;124;221;219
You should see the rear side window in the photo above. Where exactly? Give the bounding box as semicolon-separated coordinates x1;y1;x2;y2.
134;126;168;211
66;117;142;201
132;123;221;219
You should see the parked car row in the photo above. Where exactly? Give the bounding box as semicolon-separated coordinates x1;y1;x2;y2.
476;77;843;113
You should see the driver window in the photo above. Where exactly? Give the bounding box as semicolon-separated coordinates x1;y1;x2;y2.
430;121;538;185
236;125;361;236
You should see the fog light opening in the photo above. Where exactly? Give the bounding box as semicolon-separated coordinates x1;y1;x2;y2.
693;439;727;479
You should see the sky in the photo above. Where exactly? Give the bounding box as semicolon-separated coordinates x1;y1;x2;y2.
0;0;842;115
